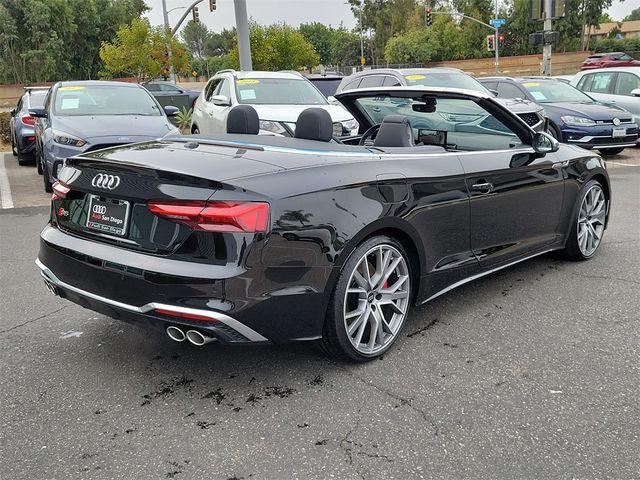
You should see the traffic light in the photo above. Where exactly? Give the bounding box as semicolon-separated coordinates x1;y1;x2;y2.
498;34;505;47
192;6;199;22
209;0;216;11
426;7;433;27
487;35;495;51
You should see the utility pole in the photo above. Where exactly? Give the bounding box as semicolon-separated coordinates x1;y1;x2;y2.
542;0;553;75
494;0;499;75
234;0;252;70
359;2;365;67
161;0;174;82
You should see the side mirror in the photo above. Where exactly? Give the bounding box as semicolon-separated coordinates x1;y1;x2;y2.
210;95;231;107
10;108;16;116
631;88;640;98
164;105;179;117
29;107;47;118
532;131;559;154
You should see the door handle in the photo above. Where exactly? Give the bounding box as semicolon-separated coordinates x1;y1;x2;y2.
471;182;493;192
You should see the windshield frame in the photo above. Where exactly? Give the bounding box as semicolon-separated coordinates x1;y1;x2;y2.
402;71;492;95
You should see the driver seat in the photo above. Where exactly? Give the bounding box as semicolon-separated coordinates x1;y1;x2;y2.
373;115;414;147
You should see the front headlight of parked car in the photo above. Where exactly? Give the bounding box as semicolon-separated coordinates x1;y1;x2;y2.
341;118;359;133
52;130;86;147
259;120;288;135
561;115;596;127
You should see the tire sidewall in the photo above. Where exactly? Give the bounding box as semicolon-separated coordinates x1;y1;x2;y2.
328;235;411;361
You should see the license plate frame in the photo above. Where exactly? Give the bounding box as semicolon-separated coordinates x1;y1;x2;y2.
86;195;131;237
612;127;626;138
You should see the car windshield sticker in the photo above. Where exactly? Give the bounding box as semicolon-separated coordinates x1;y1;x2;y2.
61;98;80;109
405;74;426;81
522;82;539;87
237;79;260;85
239;89;257;100
529;91;547;101
59;86;85;91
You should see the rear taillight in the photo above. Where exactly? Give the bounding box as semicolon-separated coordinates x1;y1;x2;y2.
52;181;70;201
21;116;35;126
147;200;270;233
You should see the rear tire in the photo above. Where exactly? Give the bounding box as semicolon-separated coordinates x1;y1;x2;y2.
11;136;17;156
598;147;624;156
36;148;43;175
192;126;200;135
17;151;33;166
560;180;607;261
547;123;562;141
319;235;412;362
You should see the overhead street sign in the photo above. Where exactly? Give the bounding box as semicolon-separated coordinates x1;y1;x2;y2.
490;18;506;27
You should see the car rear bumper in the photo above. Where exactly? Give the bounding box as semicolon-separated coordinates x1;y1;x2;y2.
37;224;331;343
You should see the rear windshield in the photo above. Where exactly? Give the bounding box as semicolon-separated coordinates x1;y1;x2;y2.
403;72;491;94
27;92;47;108
235;78;328;105
309;79;342;97
53;84;161;116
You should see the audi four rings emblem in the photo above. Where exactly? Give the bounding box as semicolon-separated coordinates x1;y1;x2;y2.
91;173;120;190
92;204;107;215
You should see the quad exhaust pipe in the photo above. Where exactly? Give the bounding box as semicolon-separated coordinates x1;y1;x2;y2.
166;326;216;346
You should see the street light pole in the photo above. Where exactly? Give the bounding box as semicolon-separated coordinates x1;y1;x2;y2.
359;2;364;67
494;0;499;75
542;0;553;75
234;0;252;70
161;0;175;82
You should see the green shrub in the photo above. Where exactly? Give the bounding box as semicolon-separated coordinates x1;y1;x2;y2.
175;107;193;132
0;112;11;144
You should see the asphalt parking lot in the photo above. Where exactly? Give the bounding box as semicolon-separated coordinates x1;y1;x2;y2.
0;149;639;479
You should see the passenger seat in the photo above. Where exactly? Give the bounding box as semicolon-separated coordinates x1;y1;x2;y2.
226;105;260;134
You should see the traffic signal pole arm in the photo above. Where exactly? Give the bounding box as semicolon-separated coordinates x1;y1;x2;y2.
171;0;205;36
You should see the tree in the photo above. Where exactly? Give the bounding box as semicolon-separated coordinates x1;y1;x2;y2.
300;22;334;65
624;7;640;21
384;28;441;64
229;22;319;70
182;20;209;58
99;18;190;80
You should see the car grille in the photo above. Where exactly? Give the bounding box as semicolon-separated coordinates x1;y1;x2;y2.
517;112;542;127
596;119;633;125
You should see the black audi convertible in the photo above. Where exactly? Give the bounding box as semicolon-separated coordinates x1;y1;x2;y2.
37;87;610;361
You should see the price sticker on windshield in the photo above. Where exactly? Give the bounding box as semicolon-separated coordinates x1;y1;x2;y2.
405;74;426;81
237;79;260;85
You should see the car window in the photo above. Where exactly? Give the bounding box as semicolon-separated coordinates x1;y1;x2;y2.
234;77;327;105
218;79;231;100
159;83;180;92
16;97;23;112
587;72;616;93
310;78;342;97
613;73;640;96
343;79;361;90
619;54;633;61
383;76;401;86
27;91;47;109
53;84;161;116
146;84;160;91
497;82;525;99
403;71;491;94
359;76;384;88
204;79;221;102
355;96;522;151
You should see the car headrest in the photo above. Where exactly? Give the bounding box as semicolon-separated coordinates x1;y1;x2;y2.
373;115;414;148
226;105;259;135
294;108;333;142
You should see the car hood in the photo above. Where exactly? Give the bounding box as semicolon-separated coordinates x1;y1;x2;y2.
543;102;631;121
52;115;176;141
494;97;543;114
251;104;354;122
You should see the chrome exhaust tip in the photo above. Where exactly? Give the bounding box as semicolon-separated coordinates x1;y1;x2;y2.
166;326;186;342
185;330;216;346
43;279;59;296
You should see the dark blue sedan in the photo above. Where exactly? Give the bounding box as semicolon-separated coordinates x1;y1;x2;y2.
479;76;638;155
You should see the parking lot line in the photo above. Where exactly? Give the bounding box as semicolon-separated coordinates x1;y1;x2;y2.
0;153;14;209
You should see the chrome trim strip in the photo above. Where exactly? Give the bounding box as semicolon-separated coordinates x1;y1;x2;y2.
35;258;268;342
419;249;555;305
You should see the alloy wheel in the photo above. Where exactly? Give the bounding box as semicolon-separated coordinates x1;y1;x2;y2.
577;184;606;257
343;244;410;355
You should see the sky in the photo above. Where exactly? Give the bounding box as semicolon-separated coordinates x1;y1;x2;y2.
143;0;638;35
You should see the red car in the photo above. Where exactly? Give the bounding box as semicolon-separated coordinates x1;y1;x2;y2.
581;52;640;70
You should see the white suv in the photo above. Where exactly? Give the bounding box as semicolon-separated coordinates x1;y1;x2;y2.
191;70;358;137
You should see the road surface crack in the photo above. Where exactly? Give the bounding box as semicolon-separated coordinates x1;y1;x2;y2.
0;305;69;334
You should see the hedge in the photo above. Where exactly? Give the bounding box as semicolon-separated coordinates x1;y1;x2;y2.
0;112;11;144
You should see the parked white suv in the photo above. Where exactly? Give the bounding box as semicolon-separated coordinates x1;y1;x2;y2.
191;70;359;137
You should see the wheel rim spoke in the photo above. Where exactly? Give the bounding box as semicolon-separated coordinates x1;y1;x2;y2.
577;184;606;257
343;243;410;355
